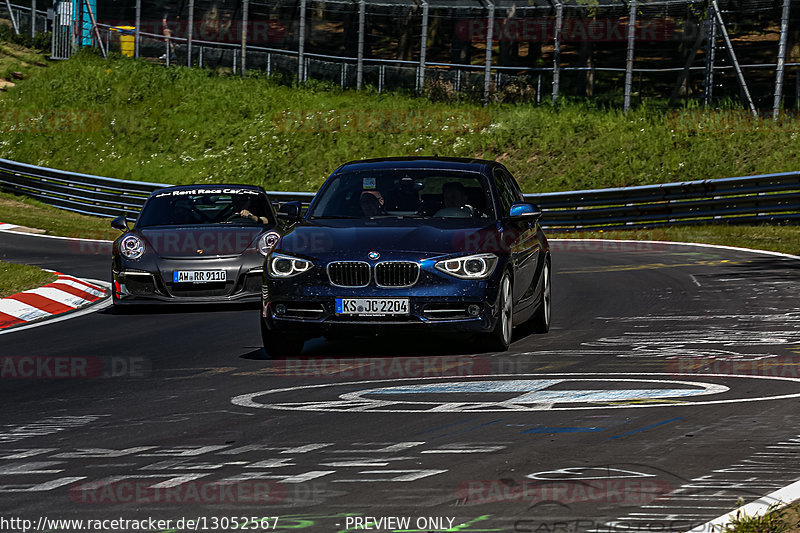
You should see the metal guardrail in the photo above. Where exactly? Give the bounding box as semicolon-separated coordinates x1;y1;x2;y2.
0;157;798;231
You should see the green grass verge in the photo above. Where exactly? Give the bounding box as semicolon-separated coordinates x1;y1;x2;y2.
0;192;119;240
2;51;800;193
0;261;57;298
568;225;800;257
723;502;800;532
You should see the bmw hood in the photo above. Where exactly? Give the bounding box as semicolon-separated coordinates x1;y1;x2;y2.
277;220;502;258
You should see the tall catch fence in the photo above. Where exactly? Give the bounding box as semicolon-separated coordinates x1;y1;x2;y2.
3;0;800;111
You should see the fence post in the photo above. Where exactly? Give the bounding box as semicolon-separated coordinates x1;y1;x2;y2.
4;0;19;34
82;0;106;57
482;0;494;105
710;0;756;117
773;0;791;120
418;0;428;92
552;1;562;106
623;0;637;112
297;0;306;82
134;0;141;58
30;0;36;38
241;0;248;76
703;5;716;106
356;0;365;89
187;0;194;67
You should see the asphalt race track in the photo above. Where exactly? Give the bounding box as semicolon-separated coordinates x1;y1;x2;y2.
1;231;800;533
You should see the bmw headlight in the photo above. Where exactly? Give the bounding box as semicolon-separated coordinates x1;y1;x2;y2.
267;252;312;278
257;231;281;256
435;253;498;280
120;235;144;260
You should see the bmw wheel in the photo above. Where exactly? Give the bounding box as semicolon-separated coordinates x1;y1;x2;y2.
260;320;305;357
530;259;551;333
483;273;513;352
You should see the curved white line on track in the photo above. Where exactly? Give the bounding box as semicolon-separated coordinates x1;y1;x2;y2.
231;373;800;413
0;227;113;243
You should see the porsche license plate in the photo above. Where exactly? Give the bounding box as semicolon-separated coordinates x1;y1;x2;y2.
173;270;226;283
336;298;409;316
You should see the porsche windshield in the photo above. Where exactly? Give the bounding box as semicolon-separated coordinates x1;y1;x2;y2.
307;171;496;220
137;189;274;227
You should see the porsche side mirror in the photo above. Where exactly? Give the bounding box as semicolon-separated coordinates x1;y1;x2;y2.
111;215;129;232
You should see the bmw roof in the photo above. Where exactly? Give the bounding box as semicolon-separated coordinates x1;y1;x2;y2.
335;157;497;174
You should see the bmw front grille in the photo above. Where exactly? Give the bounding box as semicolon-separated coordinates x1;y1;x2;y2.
375;261;420;288
327;261;371;287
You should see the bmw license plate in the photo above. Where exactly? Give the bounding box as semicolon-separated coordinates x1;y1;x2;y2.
173;270;226;283
336;298;409;316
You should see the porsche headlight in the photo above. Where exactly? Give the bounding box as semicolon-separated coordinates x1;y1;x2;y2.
257;232;281;256
120;235;144;260
435;253;498;280
267;252;312;278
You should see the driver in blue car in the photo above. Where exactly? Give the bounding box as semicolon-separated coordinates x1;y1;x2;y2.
359;190;386;217
436;181;474;217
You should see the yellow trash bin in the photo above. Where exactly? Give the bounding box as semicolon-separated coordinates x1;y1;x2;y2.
111;26;136;57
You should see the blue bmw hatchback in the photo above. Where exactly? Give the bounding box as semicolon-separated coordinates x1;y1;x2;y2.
261;157;551;356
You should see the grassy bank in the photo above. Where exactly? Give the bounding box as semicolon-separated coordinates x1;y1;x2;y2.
0;261;57;298
2;52;800;193
0;192;119;240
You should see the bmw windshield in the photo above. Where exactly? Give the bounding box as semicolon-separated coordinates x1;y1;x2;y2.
137;188;275;227
306;170;496;220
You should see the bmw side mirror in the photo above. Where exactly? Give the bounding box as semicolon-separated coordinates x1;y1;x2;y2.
278;201;302;222
111;215;129;232
509;202;542;220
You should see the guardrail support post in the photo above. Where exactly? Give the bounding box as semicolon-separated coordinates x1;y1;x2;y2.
241;0;248;76
710;0;756;117
297;0;306;82
773;0;791;120
356;0;365;89
482;0;494;105
417;0;428;92
134;0;141;58
552;1;562;106
623;0;637;112
187;0;194;67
